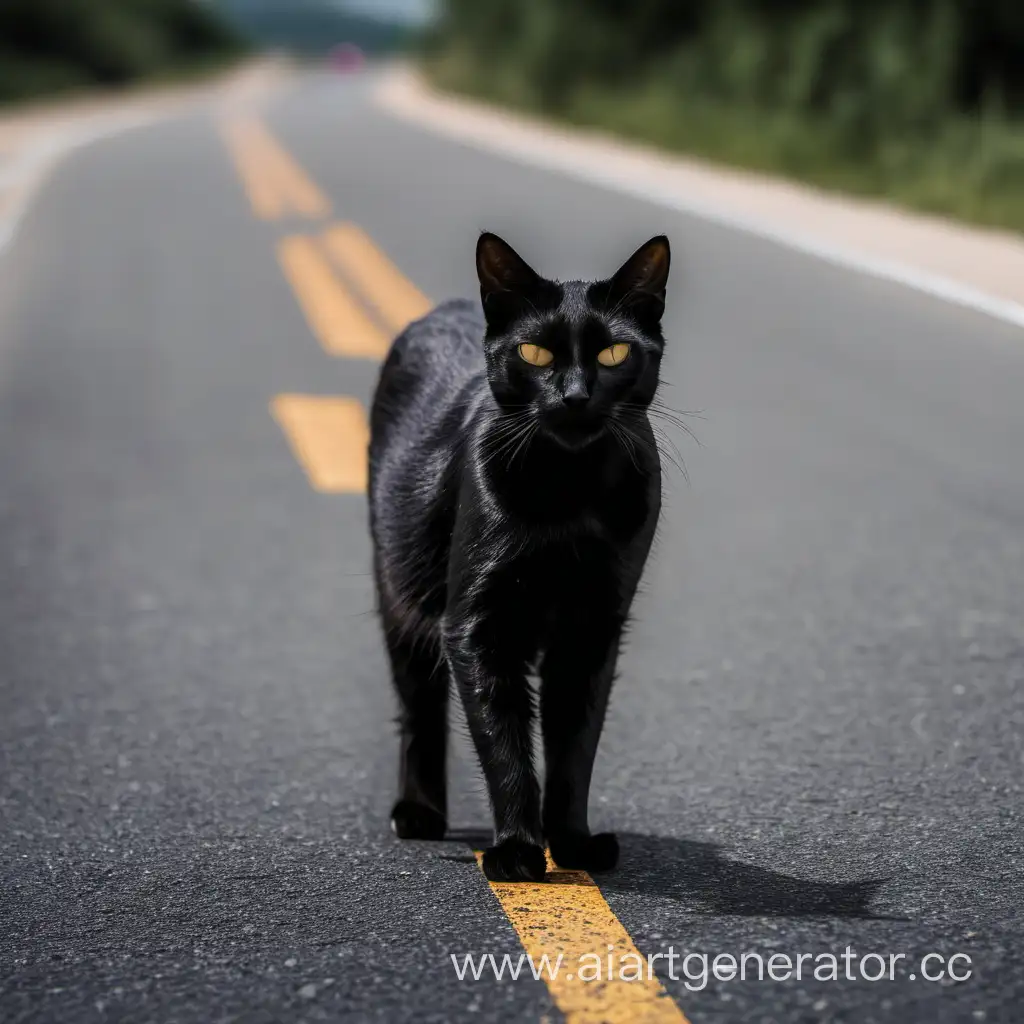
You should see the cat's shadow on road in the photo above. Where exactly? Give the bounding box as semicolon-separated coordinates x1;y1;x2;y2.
445;830;898;920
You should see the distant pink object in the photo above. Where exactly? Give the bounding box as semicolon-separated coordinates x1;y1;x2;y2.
330;44;365;74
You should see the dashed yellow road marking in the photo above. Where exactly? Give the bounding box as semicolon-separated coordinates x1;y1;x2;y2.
221;116;330;220
271;394;368;493
278;235;390;359
322;222;433;334
480;852;689;1024
222;117;285;219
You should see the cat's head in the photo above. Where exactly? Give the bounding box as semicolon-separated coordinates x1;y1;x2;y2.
476;232;670;449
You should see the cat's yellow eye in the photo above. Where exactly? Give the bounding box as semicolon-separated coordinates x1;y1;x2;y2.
597;343;630;367
518;343;554;367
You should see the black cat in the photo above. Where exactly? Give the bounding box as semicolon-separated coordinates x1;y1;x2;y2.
368;232;669;882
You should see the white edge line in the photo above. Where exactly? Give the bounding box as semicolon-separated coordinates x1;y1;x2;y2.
602;169;1024;331
376;93;1024;332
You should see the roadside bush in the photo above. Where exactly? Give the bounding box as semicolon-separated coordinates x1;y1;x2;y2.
428;0;1024;231
0;0;244;102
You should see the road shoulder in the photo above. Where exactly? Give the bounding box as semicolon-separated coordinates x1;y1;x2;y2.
375;65;1024;329
0;59;290;257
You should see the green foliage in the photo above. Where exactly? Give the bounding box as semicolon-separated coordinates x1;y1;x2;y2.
0;0;245;103
428;0;1024;232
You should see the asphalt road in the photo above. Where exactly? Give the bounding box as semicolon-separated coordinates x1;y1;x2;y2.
1;69;1023;1024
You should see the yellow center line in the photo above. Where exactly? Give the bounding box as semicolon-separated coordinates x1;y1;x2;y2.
480;852;689;1024
271;394;368;493
246;117;330;219
277;235;390;360
221;115;331;220
321;222;433;334
221;117;286;220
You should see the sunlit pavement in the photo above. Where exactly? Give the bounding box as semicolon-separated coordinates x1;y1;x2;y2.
1;69;1022;1024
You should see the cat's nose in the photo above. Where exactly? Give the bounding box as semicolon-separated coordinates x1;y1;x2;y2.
561;379;590;409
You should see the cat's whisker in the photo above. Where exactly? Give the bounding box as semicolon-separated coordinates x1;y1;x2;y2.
649;411;701;447
480;413;536;450
479;418;538;471
482;423;530;450
620;401;703;448
607;420;643;475
604;290;630;322
650;397;703;417
623;397;702;420
651;430;690;482
506;421;539;467
484;413;534;443
659;442;690;482
614;411;689;482
650;399;705;425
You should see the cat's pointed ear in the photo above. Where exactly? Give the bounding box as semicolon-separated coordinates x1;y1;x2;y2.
608;235;671;320
476;232;541;301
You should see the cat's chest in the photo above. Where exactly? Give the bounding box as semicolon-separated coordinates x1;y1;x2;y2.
524;482;651;545
505;535;621;610
491;462;651;541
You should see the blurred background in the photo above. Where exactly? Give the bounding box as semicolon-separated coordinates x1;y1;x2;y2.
2;0;1023;230
0;1;431;99
422;0;1024;231
2;5;1024;1024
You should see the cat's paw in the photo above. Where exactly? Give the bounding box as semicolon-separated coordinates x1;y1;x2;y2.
390;800;447;840
548;832;619;872
481;839;547;882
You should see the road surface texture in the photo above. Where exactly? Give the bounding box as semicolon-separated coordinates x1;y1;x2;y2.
1;69;1022;1024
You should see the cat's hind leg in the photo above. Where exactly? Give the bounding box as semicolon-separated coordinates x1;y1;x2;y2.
383;618;449;841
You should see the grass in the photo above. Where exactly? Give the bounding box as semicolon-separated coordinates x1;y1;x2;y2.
426;50;1024;235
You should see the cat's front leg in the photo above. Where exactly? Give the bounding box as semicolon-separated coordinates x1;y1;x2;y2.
444;621;545;883
539;624;622;872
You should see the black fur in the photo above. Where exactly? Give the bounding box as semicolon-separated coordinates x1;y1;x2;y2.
369;233;669;882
